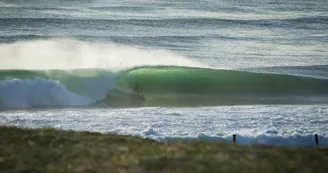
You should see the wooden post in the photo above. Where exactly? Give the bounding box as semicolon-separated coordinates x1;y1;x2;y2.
315;134;319;147
233;134;236;144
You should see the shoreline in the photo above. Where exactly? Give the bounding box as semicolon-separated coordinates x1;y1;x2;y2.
1;126;327;173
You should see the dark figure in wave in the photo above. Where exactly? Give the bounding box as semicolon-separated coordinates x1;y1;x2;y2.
133;84;142;94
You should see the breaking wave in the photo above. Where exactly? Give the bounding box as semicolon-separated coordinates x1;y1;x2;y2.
1;66;328;109
0;77;93;109
0;39;327;109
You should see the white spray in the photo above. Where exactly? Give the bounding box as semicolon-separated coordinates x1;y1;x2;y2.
0;39;204;70
0;39;205;109
0;78;93;109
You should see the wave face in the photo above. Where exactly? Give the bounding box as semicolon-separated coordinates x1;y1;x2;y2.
115;67;328;106
1;66;328;109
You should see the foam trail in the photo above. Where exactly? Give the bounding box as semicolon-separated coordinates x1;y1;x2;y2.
0;1;14;7
154;134;328;147
0;78;93;109
2;105;327;147
0;39;205;70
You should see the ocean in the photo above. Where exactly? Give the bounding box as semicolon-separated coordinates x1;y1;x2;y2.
0;0;328;147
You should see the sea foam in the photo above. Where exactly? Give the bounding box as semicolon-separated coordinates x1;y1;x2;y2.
0;78;93;109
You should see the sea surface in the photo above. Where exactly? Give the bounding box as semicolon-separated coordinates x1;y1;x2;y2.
0;0;328;147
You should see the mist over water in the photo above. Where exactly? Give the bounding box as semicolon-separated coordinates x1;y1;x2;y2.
0;39;204;70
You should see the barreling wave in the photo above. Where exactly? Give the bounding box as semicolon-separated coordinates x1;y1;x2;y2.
115;66;328;106
1;66;328;109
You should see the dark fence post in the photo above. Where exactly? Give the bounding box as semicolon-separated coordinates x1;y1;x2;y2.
233;134;236;144
315;134;319;147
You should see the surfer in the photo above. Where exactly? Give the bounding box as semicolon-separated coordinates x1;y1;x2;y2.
133;84;142;94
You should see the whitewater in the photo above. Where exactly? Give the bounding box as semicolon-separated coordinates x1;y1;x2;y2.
0;0;328;147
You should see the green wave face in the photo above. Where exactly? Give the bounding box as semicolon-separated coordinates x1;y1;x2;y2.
1;67;328;108
116;67;328;106
117;66;328;95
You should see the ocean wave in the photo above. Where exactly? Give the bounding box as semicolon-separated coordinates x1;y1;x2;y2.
1;16;327;28
112;66;328;106
1;66;328;109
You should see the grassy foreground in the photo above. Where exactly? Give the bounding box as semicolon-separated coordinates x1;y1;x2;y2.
0;126;328;173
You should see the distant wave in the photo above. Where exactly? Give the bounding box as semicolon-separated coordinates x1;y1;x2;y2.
1;16;327;29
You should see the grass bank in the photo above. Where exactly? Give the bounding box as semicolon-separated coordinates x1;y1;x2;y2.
0;126;328;173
